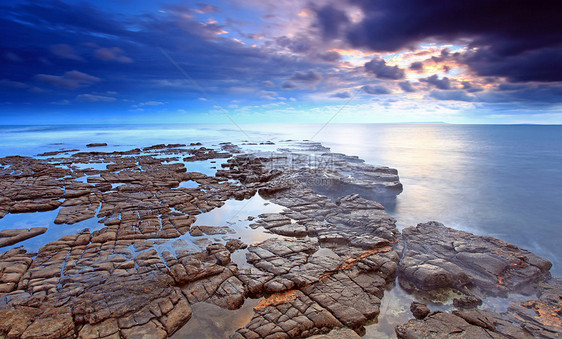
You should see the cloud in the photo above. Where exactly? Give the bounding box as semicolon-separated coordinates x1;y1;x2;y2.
318;51;341;62
49;44;83;61
430;90;475;102
462;47;562;82
409;61;423;71
35;70;101;89
76;94;116;102
344;1;562;52
331;91;351;99
421;75;452;90
481;83;562;105
259;90;279;100
2;0;560;120
50;99;71;105
281;81;299;89
362;85;391;95
364;57;404;80
314;5;349;39
276;35;312;53
399;81;416;92
329;0;562;82
94;47;133;63
196;3;220;14
462;81;483;93
0;79;28;89
289;70;323;83
134;101;165;107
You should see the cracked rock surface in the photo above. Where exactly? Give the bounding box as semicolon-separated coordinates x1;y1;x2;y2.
399;221;552;296
0;141;559;338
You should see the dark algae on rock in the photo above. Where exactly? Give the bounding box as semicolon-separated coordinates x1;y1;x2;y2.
0;141;559;338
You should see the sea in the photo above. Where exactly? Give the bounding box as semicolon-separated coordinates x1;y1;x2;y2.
1;123;560;277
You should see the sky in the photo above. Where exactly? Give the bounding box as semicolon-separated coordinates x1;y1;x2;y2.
1;0;562;124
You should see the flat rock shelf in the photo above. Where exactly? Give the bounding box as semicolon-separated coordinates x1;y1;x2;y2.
0;141;559;339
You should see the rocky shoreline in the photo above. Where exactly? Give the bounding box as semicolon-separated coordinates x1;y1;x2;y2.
0;141;559;338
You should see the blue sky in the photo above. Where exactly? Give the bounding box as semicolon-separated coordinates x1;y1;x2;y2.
1;0;561;124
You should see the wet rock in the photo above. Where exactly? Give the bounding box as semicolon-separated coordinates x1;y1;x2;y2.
453;296;483;309
0;248;34;293
251;213;309;237
0;142;409;338
225;239;247;252
410;301;430;319
506;279;562;338
0;227;47;248
399;221;552;296
198;225;236;235
87;143;108;148
308;327;361;339
143;144;186;151
395;309;534;339
302;271;382;328
189;226;204;237
37;149;79;157
232;290;342;338
78;318;119;338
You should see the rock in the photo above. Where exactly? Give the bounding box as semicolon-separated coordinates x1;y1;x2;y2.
395;309;533;339
233;290;342;338
120;320;167;339
160;297;192;334
453;296;483;309
189;226;204;237
0;142;409;338
225;239;247;252
308;327;361;338
198;225;235;235
20;307;75;339
410;302;430;319
78;318;119;338
86;143;108;147
0;227;47;248
506;279;562;338
398;221;552;296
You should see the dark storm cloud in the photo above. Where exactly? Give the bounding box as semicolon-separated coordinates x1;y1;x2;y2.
364;57;404;80
462;47;562;82
482;83;562;105
314;5;349;39
318;0;562;82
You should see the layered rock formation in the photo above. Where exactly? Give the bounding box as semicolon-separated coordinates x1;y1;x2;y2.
0;141;558;338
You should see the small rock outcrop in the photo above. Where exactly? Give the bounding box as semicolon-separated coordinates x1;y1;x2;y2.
398;221;552;296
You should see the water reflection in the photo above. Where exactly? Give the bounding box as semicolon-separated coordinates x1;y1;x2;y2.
170;299;261;339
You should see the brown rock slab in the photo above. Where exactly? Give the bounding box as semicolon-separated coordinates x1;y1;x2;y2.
0;227;47;248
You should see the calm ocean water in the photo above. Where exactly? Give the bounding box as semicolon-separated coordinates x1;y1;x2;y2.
1;123;561;275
